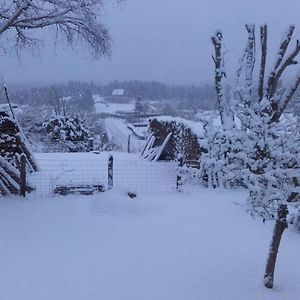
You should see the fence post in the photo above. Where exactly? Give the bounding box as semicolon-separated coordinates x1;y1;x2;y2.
127;134;131;153
20;153;27;197
108;155;113;190
176;156;184;191
88;138;94;152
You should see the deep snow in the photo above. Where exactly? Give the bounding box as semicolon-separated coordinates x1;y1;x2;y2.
0;188;299;300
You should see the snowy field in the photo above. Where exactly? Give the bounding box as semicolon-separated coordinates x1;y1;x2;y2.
0;188;299;300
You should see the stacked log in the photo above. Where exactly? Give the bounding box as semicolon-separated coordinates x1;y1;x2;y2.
0;110;37;195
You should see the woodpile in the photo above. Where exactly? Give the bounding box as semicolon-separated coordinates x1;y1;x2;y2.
0;110;37;195
146;118;204;162
53;184;104;196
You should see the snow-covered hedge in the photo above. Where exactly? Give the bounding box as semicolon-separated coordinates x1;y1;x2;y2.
149;117;205;162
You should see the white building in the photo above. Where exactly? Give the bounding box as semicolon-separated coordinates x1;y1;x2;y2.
112;89;125;96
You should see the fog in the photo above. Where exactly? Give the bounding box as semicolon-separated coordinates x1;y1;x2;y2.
1;0;300;85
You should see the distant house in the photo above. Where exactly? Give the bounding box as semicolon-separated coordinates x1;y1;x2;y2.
112;89;125;96
107;89;132;103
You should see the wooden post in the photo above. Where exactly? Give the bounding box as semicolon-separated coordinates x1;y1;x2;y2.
127;134;131;153
20;153;27;197
108;155;113;190
176;156;184;191
88;138;94;152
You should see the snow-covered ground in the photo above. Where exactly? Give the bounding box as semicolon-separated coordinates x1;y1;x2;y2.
0;187;299;300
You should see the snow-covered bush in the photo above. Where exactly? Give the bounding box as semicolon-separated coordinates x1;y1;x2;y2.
42;115;91;152
199;125;246;188
199;98;300;215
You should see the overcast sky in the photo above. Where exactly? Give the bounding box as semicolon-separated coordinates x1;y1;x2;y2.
1;0;300;86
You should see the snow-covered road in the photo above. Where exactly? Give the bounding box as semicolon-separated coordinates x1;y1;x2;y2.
105;118;129;151
105;118;144;152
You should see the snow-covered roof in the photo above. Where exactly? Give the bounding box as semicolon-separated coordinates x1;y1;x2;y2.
112;89;125;96
60;96;72;102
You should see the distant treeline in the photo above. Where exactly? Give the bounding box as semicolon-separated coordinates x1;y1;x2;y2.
4;80;218;111
101;81;217;110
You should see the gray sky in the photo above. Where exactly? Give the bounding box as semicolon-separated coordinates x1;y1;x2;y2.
1;0;300;85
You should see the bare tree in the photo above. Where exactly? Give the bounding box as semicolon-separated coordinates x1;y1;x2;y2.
235;24;256;108
0;0;122;57
258;25;267;101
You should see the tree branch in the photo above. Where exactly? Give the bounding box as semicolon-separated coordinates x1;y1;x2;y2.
266;25;295;100
258;24;267;101
271;73;300;122
245;24;256;105
0;0;112;58
212;31;226;126
0;0;32;35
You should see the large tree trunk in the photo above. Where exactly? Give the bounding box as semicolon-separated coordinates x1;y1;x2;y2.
264;204;288;289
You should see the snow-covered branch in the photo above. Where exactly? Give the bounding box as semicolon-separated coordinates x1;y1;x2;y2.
245;24;256;103
0;0;116;57
271;73;300;122
258;25;267;101
211;31;232;128
266;26;300;102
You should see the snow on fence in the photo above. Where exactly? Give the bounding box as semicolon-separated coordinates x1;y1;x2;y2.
29;152;177;196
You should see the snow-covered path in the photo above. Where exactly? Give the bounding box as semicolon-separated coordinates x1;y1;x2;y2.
105;118;144;152
0;188;299;300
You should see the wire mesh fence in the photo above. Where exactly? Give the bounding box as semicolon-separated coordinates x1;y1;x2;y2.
29;152;177;196
112;155;177;192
